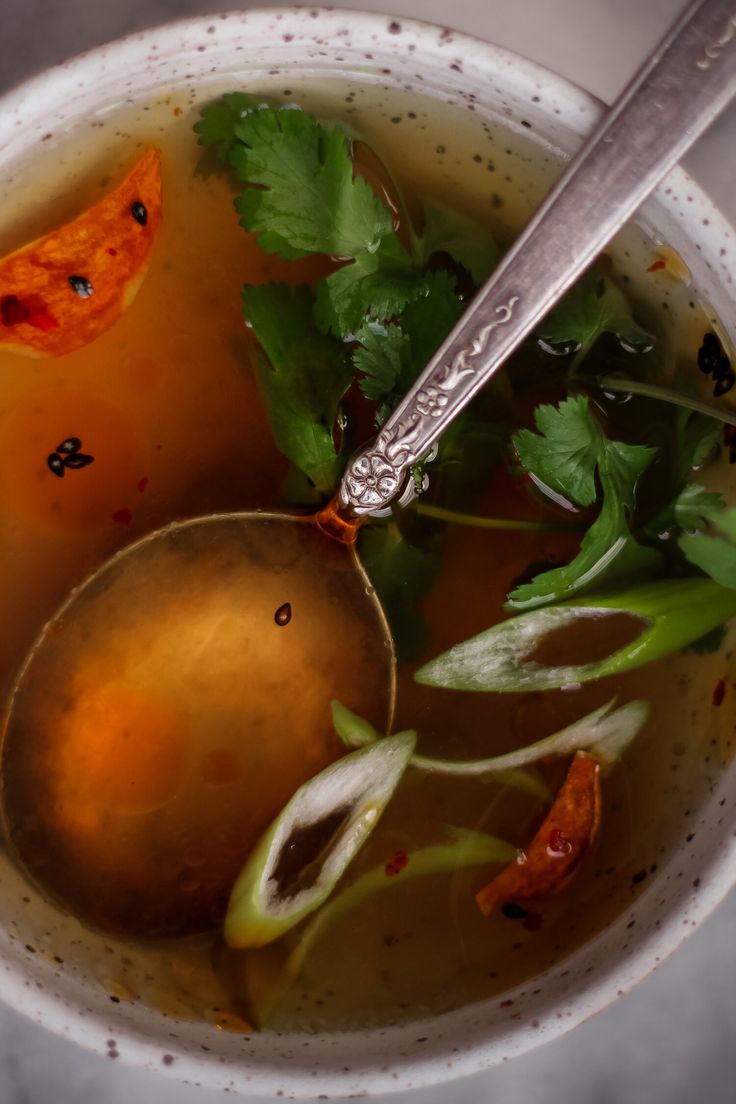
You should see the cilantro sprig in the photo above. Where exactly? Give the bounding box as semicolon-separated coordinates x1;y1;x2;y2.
197;96;494;481
196;93;736;664
679;506;736;588
507;396;660;609
507;393;736;612
197;94;504;660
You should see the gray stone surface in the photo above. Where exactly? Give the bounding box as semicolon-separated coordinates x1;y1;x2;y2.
0;1;734;1101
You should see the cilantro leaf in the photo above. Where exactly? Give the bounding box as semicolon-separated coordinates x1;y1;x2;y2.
506;492;660;611
675;407;721;475
353;272;464;411
652;483;726;534
539;270;654;355
315;235;423;335
242;283;351;495
678;507;736;589
507;396;659;609
412;203;498;285
354;322;411;402
514;395;601;507
227;107;393;261
400;270;465;370
195;92;279;161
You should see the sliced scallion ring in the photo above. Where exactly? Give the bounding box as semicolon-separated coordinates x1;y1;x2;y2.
410;699;648;776
415;578;736;693
332;700;551;797
332;697;646;784
225;731;416;949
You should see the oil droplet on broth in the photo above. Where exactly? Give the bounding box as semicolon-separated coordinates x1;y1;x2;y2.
2;514;393;938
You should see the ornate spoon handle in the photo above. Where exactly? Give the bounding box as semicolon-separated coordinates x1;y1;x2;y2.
340;0;736;516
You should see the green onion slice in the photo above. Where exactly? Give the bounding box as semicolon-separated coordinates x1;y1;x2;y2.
415;578;736;693
332;697;645;782
225;731;416;949
286;826;516;981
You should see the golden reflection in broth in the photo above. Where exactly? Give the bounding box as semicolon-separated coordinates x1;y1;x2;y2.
0;106;334;705
2;516;393;937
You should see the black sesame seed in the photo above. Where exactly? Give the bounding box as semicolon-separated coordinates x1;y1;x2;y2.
713;372;735;397
501;902;528;921
131;200;148;226
68;275;93;298
47;454;65;478
712;355;732;381
55;437;82;454
632;869;647;885
63;452;95;470
697;331;730;378
697;352;715;374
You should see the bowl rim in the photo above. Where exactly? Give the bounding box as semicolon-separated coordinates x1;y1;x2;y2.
0;5;734;1098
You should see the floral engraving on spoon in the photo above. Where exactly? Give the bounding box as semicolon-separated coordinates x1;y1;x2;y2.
342;297;519;514
695;12;736;69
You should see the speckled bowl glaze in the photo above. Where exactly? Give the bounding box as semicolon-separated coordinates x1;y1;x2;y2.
0;6;734;1098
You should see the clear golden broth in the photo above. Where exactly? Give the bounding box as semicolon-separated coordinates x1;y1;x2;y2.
0;83;733;1032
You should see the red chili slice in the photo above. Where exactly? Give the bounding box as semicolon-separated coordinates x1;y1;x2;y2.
476;752;601;916
0;148;162;357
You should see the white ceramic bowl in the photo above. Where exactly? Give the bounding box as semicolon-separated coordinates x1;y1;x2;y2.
0;7;734;1097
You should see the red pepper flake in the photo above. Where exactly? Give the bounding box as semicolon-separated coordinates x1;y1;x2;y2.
137;476;149;493
647;259;666;272
28;304;59;331
1;293;58;332
547;828;572;857
1;294;30;326
712;678;726;706
112;507;133;526
384;850;408;877
500;999;514;1008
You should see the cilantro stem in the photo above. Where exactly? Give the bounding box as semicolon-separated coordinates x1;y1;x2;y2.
415;503;583;532
583;375;736;429
567;338;595;380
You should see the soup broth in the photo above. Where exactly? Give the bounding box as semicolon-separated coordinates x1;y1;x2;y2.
0;80;733;1033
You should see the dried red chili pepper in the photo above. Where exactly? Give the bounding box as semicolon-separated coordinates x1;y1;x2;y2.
476;752;601;916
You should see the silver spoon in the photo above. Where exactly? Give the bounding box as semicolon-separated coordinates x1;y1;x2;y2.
340;0;736;519
3;0;735;938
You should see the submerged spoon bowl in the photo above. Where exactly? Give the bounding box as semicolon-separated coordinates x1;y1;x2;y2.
2;0;736;936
